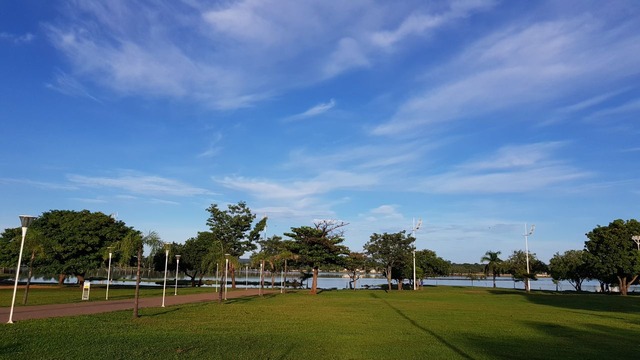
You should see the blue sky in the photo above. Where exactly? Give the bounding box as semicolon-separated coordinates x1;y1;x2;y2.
1;0;639;263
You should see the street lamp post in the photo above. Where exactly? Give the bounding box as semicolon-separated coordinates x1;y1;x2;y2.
524;224;535;293
106;247;113;300
161;246;169;307
412;218;422;291
632;235;640;251
224;254;230;300
174;255;181;295
8;215;36;324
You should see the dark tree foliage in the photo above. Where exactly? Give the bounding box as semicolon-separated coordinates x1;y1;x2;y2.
32;210;132;285
285;220;349;294
548;250;590;292
505;250;547;292
364;231;415;291
584;219;640;295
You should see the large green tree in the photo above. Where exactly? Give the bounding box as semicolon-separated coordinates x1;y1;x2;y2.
364;231;415;291
416;249;451;283
481;250;504;288
32;210;131;285
206;202;267;288
285;220;349;294
548;249;590;292
584;219;640;296
505;250;547;292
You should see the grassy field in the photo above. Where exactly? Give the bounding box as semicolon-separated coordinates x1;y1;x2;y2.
1;287;639;359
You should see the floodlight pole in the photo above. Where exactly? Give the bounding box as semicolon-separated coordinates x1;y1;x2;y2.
8;215;36;324
174;255;181;295
224;254;230;300
106;247;113;300
632;235;640;251
524;223;535;293
412;218;422;290
161;246;169;307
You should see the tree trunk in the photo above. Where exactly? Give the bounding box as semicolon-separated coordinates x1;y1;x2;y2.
283;260;287;294
386;266;392;291
133;245;142;318
76;274;85;286
58;274;66;286
492;274;497;288
310;266;318;294
22;250;36;305
397;279;402;291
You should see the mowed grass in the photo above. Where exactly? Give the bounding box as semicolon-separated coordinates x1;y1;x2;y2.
1;287;640;359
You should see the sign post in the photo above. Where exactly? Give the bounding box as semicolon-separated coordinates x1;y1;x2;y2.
82;281;91;301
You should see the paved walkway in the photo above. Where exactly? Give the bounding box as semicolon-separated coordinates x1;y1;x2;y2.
0;289;274;323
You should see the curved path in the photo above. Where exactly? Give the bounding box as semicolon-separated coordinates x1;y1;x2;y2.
1;289;274;323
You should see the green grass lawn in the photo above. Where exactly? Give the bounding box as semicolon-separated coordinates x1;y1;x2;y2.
1;287;639;359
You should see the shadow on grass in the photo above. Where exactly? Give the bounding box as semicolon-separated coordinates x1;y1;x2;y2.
369;292;474;359
488;289;640;315
458;320;639;359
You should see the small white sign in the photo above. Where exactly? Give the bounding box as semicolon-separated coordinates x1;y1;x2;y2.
82;281;91;300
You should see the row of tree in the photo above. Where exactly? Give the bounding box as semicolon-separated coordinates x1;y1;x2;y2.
2;204;638;306
481;219;640;296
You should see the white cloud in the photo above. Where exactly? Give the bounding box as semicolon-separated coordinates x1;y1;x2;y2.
0;32;35;44
67;172;213;197
216;170;378;200
45;70;100;101
373;15;640;136
284;99;336;121
415;142;589;194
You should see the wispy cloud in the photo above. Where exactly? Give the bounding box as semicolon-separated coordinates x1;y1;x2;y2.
44;1;495;109
45;70;100;102
216;170;377;200
284;99;336;122
0;32;35;44
373;15;640;136
67;172;213;197
415;142;589;194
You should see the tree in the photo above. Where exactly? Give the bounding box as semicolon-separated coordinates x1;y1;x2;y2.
416;249;451;284
342;252;366;290
206;202;267;288
116;230;163;318
481;250;504;288
505;250;547;292
548;250;590;292
31;210;132;285
364;231;415;291
285;220;349;294
584;219;640;295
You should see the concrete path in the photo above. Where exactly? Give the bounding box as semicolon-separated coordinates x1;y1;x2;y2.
1;289;274;323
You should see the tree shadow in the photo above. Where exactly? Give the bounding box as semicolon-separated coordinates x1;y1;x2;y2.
488;289;640;315
457;320;639;359
369;292;474;359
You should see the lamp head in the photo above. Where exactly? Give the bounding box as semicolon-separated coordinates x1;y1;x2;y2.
19;215;36;228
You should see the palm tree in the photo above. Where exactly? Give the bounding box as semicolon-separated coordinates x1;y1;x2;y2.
481;250;503;288
116;230;163;318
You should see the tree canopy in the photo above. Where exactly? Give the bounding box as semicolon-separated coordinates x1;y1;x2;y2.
285;220;349;294
364;231;414;291
31;210;132;284
548;250;589;292
584;219;640;295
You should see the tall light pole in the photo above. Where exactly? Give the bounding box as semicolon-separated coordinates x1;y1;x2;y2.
224;254;230;300
523;224;535;293
8;215;36;324
632;235;640;251
106;247;113;300
161;245;169;307
412;218;422;291
174;255;181;295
